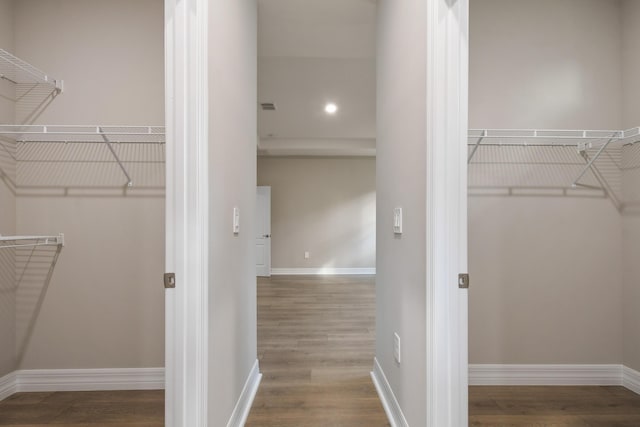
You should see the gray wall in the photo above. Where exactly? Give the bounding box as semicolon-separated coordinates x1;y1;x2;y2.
257;157;375;270
469;0;625;365
0;0;16;378
376;0;427;424
207;0;258;424
622;0;640;373
13;0;165;370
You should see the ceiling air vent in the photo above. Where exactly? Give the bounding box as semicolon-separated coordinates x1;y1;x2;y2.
260;102;276;111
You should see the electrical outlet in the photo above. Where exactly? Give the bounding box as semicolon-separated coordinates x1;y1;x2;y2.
394;332;401;364
304;251;310;259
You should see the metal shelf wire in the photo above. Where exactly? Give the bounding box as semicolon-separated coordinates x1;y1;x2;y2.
467;127;640;212
0;234;65;250
0;125;165;188
0;49;63;93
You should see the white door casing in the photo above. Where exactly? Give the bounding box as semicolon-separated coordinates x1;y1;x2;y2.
256;186;271;277
164;0;209;425
425;0;469;425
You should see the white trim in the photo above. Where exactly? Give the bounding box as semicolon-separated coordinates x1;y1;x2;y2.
17;368;164;392
270;268;376;276
370;358;409;427
0;368;164;401
469;364;622;386
0;371;17;401
226;360;262;427
623;366;640;395
425;0;469;425
164;0;209;425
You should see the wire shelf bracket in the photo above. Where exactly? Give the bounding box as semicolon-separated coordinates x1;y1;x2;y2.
0;49;63;94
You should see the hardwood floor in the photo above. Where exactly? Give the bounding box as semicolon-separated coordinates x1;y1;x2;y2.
470;385;640;426
0;390;163;426
2;275;640;426
245;275;390;426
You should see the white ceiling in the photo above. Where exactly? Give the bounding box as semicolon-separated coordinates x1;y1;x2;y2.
257;0;376;156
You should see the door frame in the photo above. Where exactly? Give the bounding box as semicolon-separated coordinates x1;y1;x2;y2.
425;0;469;425
164;0;209;425
164;0;469;424
256;186;272;277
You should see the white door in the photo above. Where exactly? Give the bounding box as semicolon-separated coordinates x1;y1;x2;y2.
256;186;271;277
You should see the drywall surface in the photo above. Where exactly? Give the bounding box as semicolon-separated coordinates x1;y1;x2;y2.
257;157;375;270
622;0;640;130
469;198;622;363
207;0;258;424
469;0;624;364
470;0;621;130
622;0;640;372
376;0;426;424
13;0;164;369
0;0;16;378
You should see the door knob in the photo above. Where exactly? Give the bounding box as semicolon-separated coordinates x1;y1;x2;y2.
263;234;271;238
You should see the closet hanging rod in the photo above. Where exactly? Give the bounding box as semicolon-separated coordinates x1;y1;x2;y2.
0;234;65;249
0;49;63;93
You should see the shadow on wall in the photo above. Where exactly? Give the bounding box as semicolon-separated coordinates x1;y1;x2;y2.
15;141;165;197
14;243;62;364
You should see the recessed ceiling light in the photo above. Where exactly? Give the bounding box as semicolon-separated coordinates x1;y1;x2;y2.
324;103;338;114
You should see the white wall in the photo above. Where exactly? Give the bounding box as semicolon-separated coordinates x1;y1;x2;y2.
0;0;16;377
621;0;640;373
376;0;426;424
257;157;375;270
207;0;258;424
12;0;164;370
469;0;624;364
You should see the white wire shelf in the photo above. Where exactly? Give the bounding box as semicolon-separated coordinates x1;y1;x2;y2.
0;125;165;144
0;49;63;93
0;125;165;187
0;234;65;249
467;127;640;212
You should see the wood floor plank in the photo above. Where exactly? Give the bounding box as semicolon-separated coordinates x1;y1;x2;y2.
246;275;390;426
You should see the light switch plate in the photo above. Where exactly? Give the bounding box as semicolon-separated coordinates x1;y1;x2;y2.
233;207;240;234
393;207;402;234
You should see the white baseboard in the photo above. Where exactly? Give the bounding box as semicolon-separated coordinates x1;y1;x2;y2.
270;267;375;276
0;367;164;400
227;359;262;427
0;371;17;401
370;358;408;427
469;364;622;386
623;366;640;395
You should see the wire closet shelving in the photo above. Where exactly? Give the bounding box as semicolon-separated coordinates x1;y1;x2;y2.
0;49;63;94
467;127;640;212
0;125;165;188
0;234;64;250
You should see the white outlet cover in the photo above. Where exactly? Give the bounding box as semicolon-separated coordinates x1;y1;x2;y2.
393;207;402;234
394;332;401;364
233;207;240;234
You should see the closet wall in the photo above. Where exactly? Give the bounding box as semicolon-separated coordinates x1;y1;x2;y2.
376;0;427;424
0;0;16;377
207;0;258;424
257;157;375;270
12;0;164;370
469;0;624;364
622;0;640;373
